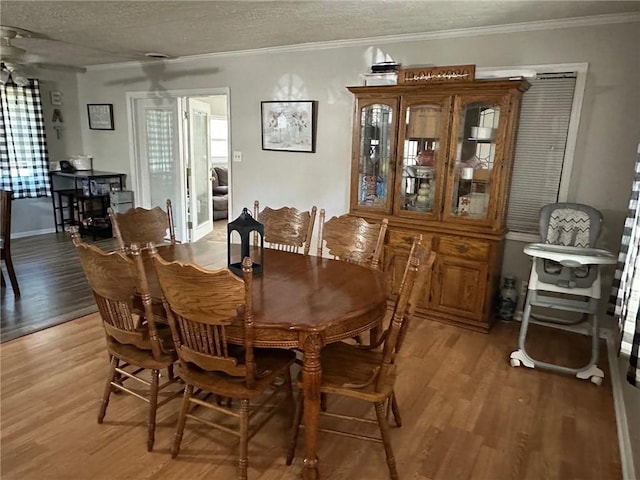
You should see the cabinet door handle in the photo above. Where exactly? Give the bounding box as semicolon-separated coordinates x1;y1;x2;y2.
455;243;470;254
402;236;414;245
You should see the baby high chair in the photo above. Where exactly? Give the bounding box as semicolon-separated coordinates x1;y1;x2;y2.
509;203;617;385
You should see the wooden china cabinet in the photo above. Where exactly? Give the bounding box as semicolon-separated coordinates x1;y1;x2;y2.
347;78;529;332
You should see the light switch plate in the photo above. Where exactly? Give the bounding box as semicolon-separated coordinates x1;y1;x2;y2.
232;151;242;162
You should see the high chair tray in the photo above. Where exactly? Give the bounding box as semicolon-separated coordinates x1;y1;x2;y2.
524;243;617;265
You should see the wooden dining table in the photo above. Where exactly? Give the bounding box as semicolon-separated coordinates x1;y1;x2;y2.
148;240;388;479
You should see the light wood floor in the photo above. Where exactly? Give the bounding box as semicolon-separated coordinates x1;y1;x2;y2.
0;312;621;479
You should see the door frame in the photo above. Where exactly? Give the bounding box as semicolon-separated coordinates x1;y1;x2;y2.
126;87;231;239
186;97;213;242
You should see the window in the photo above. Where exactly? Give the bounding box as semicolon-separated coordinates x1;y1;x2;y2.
210;116;228;164
478;63;587;238
507;72;579;235
0;79;51;198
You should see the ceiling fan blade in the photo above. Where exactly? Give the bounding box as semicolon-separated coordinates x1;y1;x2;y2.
1;25;51;41
0;62;31;86
2;24;180;71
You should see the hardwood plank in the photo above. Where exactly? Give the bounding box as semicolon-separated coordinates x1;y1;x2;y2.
0;314;621;479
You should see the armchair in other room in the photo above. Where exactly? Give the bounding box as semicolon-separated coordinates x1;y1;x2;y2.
212;166;229;220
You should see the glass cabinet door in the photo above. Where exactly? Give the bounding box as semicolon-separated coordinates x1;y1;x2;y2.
353;100;397;213
395;96;451;218
447;96;505;221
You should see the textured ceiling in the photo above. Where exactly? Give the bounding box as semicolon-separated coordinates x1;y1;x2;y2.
2;0;640;69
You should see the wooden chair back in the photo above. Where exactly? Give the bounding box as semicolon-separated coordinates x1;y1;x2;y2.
71;229;164;359
109;199;177;251
253;200;317;255
376;240;435;392
396;239;436;355
317;210;388;269
151;249;259;388
1;189;20;296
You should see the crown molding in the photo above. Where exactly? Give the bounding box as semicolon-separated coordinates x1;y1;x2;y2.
87;12;640;71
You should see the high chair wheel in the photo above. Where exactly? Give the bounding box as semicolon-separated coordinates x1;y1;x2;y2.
590;376;603;386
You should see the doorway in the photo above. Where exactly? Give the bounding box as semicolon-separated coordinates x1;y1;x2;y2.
127;88;230;242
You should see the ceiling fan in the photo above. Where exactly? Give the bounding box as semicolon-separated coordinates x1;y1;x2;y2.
0;25;87;85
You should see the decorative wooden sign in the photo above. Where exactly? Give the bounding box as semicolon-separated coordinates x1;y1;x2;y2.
398;64;476;85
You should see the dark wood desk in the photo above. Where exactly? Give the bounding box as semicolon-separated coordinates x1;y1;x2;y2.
154;241;387;479
49;170;126;238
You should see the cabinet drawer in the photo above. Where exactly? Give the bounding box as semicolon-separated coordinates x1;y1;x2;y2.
438;236;490;260
387;229;433;249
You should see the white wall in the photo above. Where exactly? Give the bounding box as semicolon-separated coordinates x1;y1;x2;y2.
75;21;640;240
14;19;640;473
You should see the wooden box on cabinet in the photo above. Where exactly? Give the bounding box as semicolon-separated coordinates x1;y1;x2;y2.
348;78;529;332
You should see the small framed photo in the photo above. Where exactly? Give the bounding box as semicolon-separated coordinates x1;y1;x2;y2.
261;100;317;153
87;103;114;130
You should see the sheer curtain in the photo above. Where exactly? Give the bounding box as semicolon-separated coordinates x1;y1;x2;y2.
0;79;51;198
613;145;640;387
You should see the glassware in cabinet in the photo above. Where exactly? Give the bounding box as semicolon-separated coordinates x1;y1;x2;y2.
450;100;501;220
353;100;397;212
395;97;451;217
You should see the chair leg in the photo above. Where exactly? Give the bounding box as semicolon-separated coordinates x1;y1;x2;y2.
98;356;118;423
286;390;304;465
3;255;20;297
320;392;327;412
284;368;295;425
147;369;160;452
509;296;536;369
375;401;399;480
390;391;402;427
238;398;250;480
172;384;193;459
111;371;124;394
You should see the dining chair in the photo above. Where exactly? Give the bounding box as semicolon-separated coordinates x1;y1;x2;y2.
151;249;296;480
71;227;181;451
317;209;388;269
1;190;20;296
286;238;436;480
253;200;317;255
108;199;177;251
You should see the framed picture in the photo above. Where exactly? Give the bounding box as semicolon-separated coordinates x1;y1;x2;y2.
87;103;114;130
261;100;317;153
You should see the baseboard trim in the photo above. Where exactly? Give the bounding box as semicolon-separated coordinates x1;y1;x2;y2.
12;227;56;239
604;330;637;480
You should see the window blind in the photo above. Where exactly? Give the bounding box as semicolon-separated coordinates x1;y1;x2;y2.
507;74;577;233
